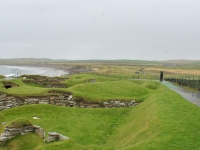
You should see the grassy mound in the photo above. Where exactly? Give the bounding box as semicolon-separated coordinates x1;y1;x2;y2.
64;74;119;88
68;80;150;102
0;104;130;150
1;81;200;149
0;75;5;79
6;118;32;128
106;85;200;149
0;79;49;97
0;75;154;102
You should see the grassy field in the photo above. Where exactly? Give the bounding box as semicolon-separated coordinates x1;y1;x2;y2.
0;79;49;97
1;60;200;150
0;80;200;149
0;74;156;102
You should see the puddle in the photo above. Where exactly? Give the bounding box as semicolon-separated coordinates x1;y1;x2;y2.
162;81;200;106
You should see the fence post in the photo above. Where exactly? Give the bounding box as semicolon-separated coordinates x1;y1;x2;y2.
182;76;183;86
188;77;191;87
198;77;200;91
193;77;194;89
185;76;186;86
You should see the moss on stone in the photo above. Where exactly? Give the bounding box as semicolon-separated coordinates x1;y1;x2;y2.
6;118;32;128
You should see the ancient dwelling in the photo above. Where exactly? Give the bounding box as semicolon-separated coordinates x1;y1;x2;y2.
0;121;69;146
0;92;139;111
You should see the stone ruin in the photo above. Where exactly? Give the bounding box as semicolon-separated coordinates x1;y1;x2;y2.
21;75;66;88
0;123;69;146
45;132;69;143
0;92;140;111
2;81;18;89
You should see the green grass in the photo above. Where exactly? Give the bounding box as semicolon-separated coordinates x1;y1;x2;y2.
0;75;5;79
68;80;150;102
0;75;156;102
6;118;32;128
0;105;130;150
64;74;119;88
1;75;200;149
106;85;200;149
0;79;49;97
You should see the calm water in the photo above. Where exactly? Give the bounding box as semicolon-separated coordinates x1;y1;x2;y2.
162;81;200;106
0;65;68;77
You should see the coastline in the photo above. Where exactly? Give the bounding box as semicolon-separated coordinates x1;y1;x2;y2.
0;63;93;75
0;65;69;77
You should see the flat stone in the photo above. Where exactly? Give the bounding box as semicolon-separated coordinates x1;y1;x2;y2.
6;97;15;101
24;129;34;133
0;94;6;98
33;125;41;128
131;100;136;103
68;95;73;100
0;102;5;105
0;137;9;141
55;103;64;106
48;132;58;136
103;102;109;105
1;133;11;137
58;134;69;141
0;98;6;102
6;104;13;107
59;96;65;99
39;102;49;104
21;132;29;135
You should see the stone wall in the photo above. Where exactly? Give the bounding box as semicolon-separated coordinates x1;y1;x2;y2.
21;75;66;88
0;92;140;111
0;124;68;146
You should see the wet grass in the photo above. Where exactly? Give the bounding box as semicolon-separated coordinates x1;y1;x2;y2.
1;83;200;149
0;74;200;149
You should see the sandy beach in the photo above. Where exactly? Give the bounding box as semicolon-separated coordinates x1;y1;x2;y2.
0;65;69;77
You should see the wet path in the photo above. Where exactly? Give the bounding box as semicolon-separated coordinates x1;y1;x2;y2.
162;81;200;106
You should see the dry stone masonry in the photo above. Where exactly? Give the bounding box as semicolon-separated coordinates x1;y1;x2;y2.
0;123;68;146
21;75;66;88
45;132;69;143
0;92;140;111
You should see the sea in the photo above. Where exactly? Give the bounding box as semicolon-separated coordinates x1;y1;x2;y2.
0;65;68;77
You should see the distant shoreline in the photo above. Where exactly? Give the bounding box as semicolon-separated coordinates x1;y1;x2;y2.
0;63;93;76
0;65;69;77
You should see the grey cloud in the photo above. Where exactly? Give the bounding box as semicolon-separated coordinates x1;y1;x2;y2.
0;0;200;60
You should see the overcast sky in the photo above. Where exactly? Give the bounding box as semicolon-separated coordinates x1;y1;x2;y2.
0;0;200;60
